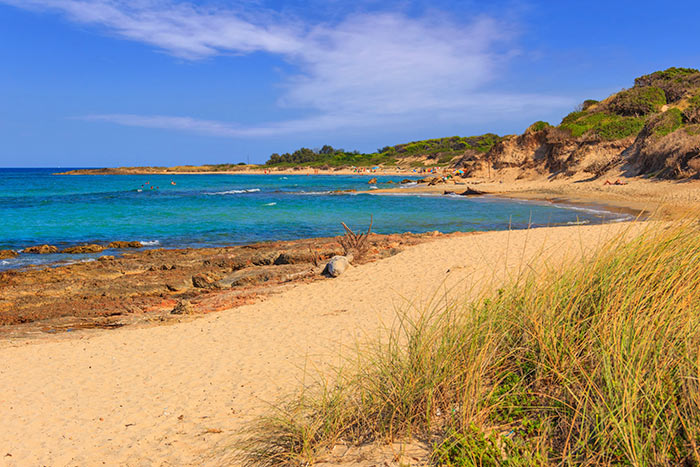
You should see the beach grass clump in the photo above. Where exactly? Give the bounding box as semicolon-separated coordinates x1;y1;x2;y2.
241;221;700;465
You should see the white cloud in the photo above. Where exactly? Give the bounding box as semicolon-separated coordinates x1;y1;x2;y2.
3;0;574;137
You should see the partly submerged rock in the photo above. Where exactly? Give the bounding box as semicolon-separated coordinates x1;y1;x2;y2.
0;250;18;259
400;179;413;184
367;177;378;184
458;187;486;196
324;255;351;277
62;244;106;254
171;300;194;315
108;241;143;249
24;245;58;254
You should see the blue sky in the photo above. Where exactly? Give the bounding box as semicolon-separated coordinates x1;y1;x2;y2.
1;0;699;167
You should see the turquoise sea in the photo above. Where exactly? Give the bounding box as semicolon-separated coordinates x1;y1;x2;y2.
0;168;630;270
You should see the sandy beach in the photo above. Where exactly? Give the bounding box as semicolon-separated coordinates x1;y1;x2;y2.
0;221;646;466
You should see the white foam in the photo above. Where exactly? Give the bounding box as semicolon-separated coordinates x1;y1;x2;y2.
0;260;9;265
204;188;261;195
139;240;161;246
263;202;277;206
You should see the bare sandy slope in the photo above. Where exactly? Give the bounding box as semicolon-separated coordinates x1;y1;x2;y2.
0;222;644;466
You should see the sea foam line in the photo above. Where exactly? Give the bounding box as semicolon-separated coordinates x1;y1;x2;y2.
204;188;261;195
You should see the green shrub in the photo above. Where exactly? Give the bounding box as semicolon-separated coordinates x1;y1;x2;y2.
527;121;552;132
634;68;700;102
559;111;644;140
609;86;666;116
582;99;599;110
683;94;700;124
650;108;683;136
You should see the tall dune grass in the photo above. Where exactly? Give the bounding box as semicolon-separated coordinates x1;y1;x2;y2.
241;220;700;465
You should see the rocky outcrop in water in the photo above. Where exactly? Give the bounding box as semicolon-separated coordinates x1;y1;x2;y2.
24;245;58;254
62;244;106;254
0;250;18;259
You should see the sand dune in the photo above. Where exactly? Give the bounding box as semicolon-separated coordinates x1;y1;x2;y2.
0;222;642;466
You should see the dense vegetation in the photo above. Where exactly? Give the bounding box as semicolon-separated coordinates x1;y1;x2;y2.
242;221;700;466
265;145;396;168
264;135;504;167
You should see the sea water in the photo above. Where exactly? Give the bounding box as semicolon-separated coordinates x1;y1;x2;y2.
0;168;629;270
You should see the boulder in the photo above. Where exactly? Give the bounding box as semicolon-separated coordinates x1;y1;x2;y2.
0;250;18;259
24;245;58;254
324;255;351;277
367;177;378;184
62;244;106;254
108;241;143;249
386;180;395;184
428;177;444;186
171;300;194;315
400;179;413;184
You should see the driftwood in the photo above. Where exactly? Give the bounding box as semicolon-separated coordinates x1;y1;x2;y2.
339;216;373;260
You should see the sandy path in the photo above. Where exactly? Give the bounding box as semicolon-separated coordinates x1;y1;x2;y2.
0;223;641;466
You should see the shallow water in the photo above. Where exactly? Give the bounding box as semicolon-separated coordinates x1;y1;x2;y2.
0;168;629;269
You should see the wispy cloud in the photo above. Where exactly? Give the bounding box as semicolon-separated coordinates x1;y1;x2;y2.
3;0;574;137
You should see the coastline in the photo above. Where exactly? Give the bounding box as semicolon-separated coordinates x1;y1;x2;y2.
57;166;700;217
0;221;647;465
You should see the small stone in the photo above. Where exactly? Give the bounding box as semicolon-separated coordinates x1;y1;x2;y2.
324;256;351;277
171;300;194;315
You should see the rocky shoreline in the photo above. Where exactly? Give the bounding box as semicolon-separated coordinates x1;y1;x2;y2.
0;231;463;338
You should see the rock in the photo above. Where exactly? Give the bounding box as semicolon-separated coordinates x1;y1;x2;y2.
98;255;115;262
367;177;377;184
24;245;58;254
400;179;413;184
166;280;189;292
386;180;395;184
251;252;278;266
62;244;106;254
458;187;486;196
324;256;351;277
108;241;143;249
191;273;221;289
0;250;18;259
171;300;194;315
428;177;444;186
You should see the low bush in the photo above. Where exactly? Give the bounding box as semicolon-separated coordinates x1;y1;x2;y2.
609;86;667;116
559;111;644;140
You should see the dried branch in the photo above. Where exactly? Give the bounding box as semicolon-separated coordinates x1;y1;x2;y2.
339;215;373;261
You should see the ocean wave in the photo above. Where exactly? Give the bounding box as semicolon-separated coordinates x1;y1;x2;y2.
204;188;261;195
139;240;161;246
0;260;10;265
263;202;277;206
295;191;331;195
